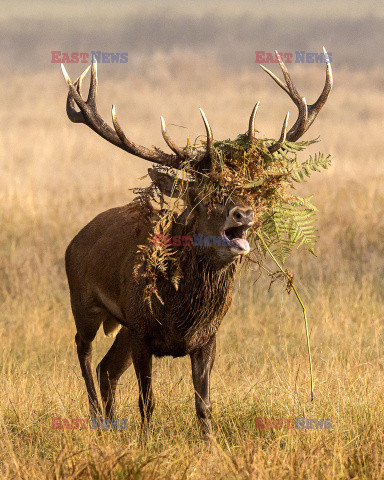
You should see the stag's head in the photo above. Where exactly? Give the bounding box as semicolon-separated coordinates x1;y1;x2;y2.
146;167;255;265
61;49;332;267
193;198;255;261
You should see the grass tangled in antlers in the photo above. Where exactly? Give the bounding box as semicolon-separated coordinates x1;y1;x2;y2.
134;133;332;275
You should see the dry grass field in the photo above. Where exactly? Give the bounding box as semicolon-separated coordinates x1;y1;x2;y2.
1;2;384;479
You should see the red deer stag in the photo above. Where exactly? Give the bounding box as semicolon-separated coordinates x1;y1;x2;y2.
62;50;332;435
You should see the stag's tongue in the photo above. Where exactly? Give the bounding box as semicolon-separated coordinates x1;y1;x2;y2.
231;238;250;252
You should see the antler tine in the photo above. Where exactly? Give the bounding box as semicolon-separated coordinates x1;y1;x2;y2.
259;63;289;94
160;116;186;159
109;106;178;165
274;51;301;100
75;65;91;97
61;63;182;168
248;101;260;141
268;112;289;153
304;47;333;133
64;64;90;123
86;55;97;106
199;108;216;170
199;108;213;151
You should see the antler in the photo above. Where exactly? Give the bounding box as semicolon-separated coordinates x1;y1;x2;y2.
248;101;289;153
259;47;333;143
248;101;260;142
268;112;289;153
61;57;215;171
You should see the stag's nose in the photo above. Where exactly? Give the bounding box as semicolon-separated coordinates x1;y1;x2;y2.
231;207;254;225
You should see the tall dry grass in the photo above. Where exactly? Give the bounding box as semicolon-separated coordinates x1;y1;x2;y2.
0;56;384;478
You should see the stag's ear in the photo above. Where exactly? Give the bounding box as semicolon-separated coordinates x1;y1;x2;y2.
148;168;193;199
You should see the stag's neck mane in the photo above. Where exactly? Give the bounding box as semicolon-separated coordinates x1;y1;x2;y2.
157;213;240;341
133;202;241;342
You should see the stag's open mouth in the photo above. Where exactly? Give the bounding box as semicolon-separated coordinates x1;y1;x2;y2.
223;226;250;253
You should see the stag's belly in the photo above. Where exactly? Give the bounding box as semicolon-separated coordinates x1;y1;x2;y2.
145;334;192;358
143;320;220;357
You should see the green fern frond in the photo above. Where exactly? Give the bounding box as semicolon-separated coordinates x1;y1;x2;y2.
259;195;318;263
292;152;333;183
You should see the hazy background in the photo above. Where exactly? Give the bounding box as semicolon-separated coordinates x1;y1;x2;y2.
1;1;384;478
1;0;384;74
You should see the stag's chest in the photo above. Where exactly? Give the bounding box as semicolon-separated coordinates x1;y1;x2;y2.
142;265;235;357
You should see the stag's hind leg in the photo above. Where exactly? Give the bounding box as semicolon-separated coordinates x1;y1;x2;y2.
96;327;133;419
75;331;102;417
72;301;110;417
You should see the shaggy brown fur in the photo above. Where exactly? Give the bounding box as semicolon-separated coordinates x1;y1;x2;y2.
66;196;251;435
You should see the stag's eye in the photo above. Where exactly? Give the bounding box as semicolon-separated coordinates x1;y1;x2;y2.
224;225;248;240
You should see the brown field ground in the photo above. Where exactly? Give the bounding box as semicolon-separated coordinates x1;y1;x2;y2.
1;2;384;478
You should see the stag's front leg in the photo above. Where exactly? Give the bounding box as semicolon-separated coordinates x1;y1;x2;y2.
190;335;216;436
132;340;155;427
